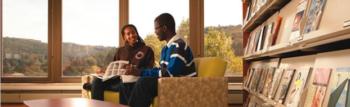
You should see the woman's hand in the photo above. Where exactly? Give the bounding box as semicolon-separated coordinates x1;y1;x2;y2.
95;67;105;75
124;64;141;76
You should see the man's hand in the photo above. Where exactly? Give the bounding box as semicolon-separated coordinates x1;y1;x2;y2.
124;64;141;76
160;64;170;77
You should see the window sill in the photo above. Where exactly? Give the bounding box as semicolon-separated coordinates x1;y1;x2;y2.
1;83;82;91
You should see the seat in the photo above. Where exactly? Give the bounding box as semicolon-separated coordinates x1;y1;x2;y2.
81;57;228;107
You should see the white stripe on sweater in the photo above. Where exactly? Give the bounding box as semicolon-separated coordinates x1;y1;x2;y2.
160;60;169;65
186;72;197;77
170;54;187;64
186;60;194;67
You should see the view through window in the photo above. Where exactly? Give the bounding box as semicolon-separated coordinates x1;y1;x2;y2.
204;0;243;75
2;0;49;77
130;0;189;66
62;0;119;77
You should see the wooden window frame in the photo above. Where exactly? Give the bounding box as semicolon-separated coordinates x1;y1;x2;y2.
1;0;242;83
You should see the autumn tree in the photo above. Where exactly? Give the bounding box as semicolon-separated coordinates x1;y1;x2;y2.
144;19;243;74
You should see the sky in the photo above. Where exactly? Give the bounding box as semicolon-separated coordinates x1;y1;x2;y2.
3;0;242;47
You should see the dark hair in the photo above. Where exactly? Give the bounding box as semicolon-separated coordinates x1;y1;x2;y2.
121;24;144;44
154;13;176;33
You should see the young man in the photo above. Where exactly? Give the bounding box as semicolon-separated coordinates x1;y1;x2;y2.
125;13;196;107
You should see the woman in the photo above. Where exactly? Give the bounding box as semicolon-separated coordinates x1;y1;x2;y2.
83;24;155;105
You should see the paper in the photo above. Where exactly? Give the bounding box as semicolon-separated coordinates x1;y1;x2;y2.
91;60;129;82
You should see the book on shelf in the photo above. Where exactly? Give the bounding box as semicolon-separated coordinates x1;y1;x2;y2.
289;0;308;43
302;68;332;107
244;35;250;56
244;68;253;88
311;68;332;107
268;68;284;99
247;96;258;107
262;67;277;97
244;3;252;25
257;0;268;9
250;0;258;18
243;95;252;107
257;68;269;94
303;0;328;34
325;67;350;107
254;28;262;52
249;68;263;92
258;26;267;51
271;16;283;46
262;22;274;52
284;67;312;107
274;69;296;104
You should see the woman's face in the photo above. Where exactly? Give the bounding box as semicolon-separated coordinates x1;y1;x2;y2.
123;27;138;46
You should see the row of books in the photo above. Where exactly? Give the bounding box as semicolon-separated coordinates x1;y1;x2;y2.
244;0;328;56
243;0;269;25
243;65;350;107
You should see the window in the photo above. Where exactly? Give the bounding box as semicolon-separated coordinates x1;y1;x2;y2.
62;0;119;77
129;0;189;66
1;0;243;82
204;0;243;75
2;0;49;77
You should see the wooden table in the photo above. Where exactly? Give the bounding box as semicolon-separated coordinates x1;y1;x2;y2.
24;98;127;107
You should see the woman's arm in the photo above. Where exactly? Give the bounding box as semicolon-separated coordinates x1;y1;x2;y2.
145;47;155;68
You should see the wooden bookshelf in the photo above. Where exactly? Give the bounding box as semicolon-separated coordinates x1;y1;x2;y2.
243;27;350;61
243;88;285;107
243;0;291;32
242;0;350;106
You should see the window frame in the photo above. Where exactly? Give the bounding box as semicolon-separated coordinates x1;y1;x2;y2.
1;0;53;83
1;0;242;83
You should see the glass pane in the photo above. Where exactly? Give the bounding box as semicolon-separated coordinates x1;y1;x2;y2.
130;0;189;66
204;0;243;75
2;0;49;77
62;0;119;77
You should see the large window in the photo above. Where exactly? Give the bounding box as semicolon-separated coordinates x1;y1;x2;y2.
1;0;243;82
62;0;119;77
130;0;189;66
204;0;243;75
2;0;49;77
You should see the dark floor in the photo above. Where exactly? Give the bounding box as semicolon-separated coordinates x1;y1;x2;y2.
1;103;27;107
2;103;243;107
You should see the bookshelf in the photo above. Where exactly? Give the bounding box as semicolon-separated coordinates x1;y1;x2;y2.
242;0;350;106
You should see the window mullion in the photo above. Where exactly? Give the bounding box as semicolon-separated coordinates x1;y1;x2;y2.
189;0;204;58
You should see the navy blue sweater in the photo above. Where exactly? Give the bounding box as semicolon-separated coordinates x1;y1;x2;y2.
141;35;196;77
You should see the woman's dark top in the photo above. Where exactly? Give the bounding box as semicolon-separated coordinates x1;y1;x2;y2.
114;42;155;69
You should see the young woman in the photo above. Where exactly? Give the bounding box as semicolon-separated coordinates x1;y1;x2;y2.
83;24;155;105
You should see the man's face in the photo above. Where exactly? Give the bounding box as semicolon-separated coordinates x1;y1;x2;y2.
154;21;166;41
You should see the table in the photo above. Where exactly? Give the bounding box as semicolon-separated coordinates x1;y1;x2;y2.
24;98;127;107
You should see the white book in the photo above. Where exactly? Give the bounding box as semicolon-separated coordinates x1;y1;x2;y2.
91;60;130;82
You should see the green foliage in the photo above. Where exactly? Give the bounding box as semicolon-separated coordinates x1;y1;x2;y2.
2;19;243;76
2;37;116;77
144;34;166;67
204;27;243;74
143;19;243;75
177;19;190;42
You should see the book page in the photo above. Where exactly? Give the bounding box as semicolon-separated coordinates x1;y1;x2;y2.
101;60;129;82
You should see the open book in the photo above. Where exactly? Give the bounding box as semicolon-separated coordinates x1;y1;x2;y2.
91;60;129;82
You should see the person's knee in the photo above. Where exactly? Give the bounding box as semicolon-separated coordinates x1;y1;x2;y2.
91;78;103;88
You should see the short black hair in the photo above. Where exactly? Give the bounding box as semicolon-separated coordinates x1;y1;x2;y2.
154;13;176;33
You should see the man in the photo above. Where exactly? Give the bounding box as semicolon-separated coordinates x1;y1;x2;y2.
125;13;196;107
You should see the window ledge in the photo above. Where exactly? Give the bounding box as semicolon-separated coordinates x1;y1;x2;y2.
1;83;82;91
228;83;243;91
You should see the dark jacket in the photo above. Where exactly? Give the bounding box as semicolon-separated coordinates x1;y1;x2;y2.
113;42;155;69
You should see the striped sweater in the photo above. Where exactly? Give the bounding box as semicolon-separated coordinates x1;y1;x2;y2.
141;35;196;77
